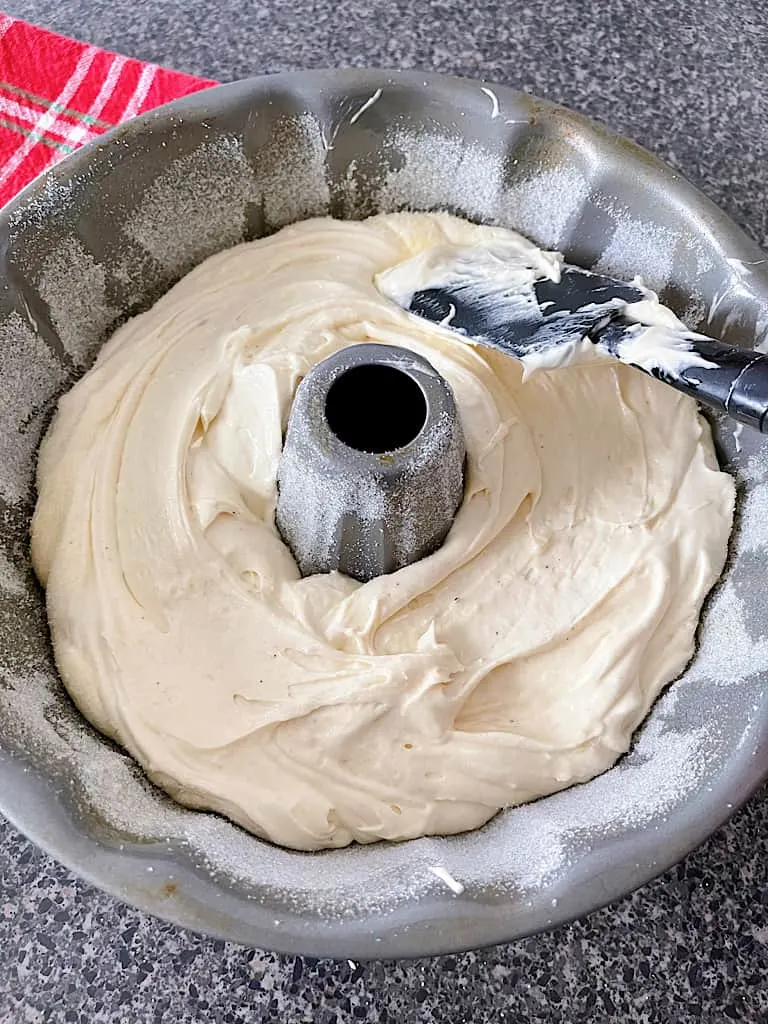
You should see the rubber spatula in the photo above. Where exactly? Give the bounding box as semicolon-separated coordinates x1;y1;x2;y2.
392;261;768;433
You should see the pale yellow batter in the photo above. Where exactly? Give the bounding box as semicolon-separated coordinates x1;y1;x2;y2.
31;213;735;852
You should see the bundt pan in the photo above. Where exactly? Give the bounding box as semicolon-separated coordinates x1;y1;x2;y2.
1;70;767;959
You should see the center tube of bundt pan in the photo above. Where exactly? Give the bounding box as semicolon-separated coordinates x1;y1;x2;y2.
275;344;466;582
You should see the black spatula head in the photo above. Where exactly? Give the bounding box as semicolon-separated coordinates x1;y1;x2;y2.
409;266;647;358
401;260;768;433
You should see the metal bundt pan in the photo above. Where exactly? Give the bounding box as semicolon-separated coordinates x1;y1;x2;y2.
0;70;767;959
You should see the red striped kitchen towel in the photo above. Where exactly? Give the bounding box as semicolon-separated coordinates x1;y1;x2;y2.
0;13;216;207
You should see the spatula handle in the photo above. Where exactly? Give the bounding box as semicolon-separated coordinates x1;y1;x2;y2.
600;325;768;432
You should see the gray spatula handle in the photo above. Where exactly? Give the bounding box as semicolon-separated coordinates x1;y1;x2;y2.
599;323;768;432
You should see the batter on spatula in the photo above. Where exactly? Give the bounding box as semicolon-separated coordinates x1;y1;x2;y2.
31;212;735;851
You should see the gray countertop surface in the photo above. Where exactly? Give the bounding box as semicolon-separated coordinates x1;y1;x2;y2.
1;1;767;1021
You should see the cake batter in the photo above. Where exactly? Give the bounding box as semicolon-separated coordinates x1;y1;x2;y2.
31;213;735;851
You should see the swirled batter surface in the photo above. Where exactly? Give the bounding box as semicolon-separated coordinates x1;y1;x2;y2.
31;213;735;851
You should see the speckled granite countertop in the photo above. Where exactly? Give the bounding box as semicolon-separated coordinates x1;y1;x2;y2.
1;1;767;1021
